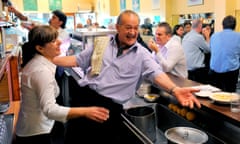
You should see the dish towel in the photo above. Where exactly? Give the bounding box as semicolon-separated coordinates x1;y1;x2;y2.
90;36;110;76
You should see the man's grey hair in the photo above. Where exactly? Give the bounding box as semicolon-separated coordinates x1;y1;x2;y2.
191;19;202;29
116;10;140;25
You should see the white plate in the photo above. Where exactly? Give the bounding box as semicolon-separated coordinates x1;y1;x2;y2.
209;92;239;104
191;85;221;92
194;91;213;98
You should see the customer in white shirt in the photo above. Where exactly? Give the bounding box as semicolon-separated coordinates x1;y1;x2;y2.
148;22;188;78
15;25;109;144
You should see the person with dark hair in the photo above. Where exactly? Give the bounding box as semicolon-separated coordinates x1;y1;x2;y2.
202;24;214;39
209;15;240;92
172;24;184;43
15;25;109;144
53;10;201;144
49;10;69;41
183;21;192;36
201;23;213;70
148;22;188;78
140;17;153;36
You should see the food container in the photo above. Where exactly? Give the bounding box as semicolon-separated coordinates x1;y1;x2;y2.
144;93;159;102
165;126;208;144
126;106;156;142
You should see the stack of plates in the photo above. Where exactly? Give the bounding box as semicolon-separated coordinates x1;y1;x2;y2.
192;85;221;98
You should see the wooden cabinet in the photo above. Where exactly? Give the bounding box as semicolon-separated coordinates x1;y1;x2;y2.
0;52;21;143
0;55;21;102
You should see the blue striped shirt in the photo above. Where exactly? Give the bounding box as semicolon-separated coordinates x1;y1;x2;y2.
210;29;240;72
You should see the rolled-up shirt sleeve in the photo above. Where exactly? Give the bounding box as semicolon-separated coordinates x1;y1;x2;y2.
141;49;164;82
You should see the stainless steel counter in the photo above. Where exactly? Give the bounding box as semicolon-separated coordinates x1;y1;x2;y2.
64;68;240;143
73;28;117;37
63;68;167;144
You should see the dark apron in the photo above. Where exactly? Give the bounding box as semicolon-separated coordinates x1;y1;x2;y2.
64;86;125;144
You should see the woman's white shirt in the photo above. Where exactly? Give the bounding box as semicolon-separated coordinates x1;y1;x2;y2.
16;54;70;136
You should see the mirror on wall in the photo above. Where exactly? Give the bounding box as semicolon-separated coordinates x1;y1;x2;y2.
179;13;214;24
179;12;214;32
75;12;96;28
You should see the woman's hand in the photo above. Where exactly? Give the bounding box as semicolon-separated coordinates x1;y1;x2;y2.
83;107;110;123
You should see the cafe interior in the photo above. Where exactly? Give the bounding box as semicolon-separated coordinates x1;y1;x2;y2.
0;0;240;144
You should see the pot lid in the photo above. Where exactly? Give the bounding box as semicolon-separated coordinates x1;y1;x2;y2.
165;126;208;144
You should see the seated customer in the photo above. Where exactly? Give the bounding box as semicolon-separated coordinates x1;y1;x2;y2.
15;25;109;144
148;22;188;78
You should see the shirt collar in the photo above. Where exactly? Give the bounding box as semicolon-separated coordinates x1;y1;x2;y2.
110;34;138;51
34;54;57;73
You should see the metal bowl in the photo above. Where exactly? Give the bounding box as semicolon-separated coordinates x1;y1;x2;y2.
165;126;208;144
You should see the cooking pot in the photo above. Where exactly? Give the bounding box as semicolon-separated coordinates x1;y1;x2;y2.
126;106;156;142
165;126;208;144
